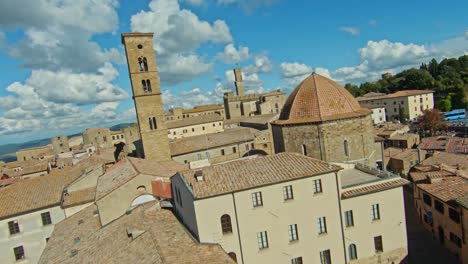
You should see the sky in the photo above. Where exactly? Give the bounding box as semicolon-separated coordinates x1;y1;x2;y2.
0;0;467;144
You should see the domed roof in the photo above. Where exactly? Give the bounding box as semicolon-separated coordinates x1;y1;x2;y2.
276;73;371;125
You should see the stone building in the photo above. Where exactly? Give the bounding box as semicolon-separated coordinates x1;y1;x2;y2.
51;135;70;154
16;145;53;161
224;68;286;119
121;32;171;161
357;90;434;121
82;128;112;148
165;104;225;121
171;153;409;264
272;73;378;166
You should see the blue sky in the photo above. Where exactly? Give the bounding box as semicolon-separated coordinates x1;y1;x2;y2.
0;0;467;144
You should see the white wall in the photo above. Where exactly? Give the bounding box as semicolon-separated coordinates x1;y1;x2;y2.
0;206;65;264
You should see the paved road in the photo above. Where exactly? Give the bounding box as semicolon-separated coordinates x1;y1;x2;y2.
404;187;460;264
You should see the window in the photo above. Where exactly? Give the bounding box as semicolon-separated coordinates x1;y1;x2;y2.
197;153;202;160
301;144;307;156
283;185;294;200
291;257;303;264
205;152;210;159
423;193;432;206
41;212;52;226
202;126;205;131
251;143;255;149
13;246;25;261
257;231;268;249
344;140;349;157
449;232;462;248
149;117;154;130
221;149;225;155
434;200;444;214
349;244;357;260
288;224;299;241
8;220;20;235
246;144;250;151
142;57;148;71
192;128;195;132
221;214;232;234
213;123;215;127
320;249;331;264
374;235;383;252
252;192;263;207
317;217;327;234
145;80;152;92
232;146;237;153
313;179;322;193
372;204;380;220
344;210;354;227
449;208;460;223
228;252;237;262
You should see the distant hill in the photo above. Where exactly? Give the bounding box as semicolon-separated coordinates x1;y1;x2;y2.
0;123;135;162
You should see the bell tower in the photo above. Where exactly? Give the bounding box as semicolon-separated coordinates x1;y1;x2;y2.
121;33;171;161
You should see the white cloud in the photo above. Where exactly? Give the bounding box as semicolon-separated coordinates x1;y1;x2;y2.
245;54;273;74
163;82;230;109
217;44;250;64
216;0;277;13
280;62;313;87
159;54;213;86
339;27;360;36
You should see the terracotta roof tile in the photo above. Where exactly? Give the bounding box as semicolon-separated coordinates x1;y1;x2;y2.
357;90;434;101
341;179;409;199
62;187;96;208
166;114;223;129
418;177;468;202
275;73;371;125
178;153;341;199
409;170;456;182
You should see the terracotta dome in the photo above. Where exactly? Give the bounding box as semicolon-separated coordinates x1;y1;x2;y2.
276;73;371;124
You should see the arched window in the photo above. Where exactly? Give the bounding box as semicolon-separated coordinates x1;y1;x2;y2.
142;80;148;92
138;58;144;71
146;80;152;92
349;244;357;260
143;57;148;71
149;117;154;130
301;144;307;156
344;140;349;157
228;252;237;262
136;185;146;194
152;117;157;129
221;214;232;234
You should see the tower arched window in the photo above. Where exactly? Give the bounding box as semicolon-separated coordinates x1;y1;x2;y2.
152;117;157;129
142;80;148;92
143;57;148;71
349;244;357;260
221;214;232;234
301;144;307;156
227;252;237;262
149;117;153;130
146;80;152;92
344;140;349;157
138;57;144;71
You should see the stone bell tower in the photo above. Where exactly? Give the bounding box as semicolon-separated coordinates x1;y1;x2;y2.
121;33;171;161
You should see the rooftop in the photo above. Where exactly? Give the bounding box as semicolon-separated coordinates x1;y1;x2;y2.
409;169;456;182
178;153;340;199
166;114;223;129
357;90;434;101
456;194;468;209
39;202;235;264
0;165;87;219
62;187;96;208
170;127;258;156
183;104;224;114
274;73;371;125
418;176;468;202
422;152;468;170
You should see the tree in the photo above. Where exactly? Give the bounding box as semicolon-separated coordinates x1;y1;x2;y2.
396;68;434;90
428;58;439;77
436;98;452;112
344;83;362;97
417;109;447;136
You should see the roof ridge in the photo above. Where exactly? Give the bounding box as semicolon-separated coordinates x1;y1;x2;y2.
312;73;323;120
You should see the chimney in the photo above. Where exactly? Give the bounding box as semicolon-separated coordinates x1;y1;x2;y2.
233;68;244;96
195;170;204;182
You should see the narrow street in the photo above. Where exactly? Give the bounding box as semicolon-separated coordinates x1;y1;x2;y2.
404;187;459;264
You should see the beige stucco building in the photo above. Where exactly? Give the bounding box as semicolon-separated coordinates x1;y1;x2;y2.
171;153;409;264
165;104;225;121
368;106;386;125
357;90;434;121
82;127;112;148
272;73;378;166
16;145;53;162
167;114;224;139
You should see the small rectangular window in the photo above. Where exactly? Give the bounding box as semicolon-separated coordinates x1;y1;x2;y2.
283;185;294;200
374;235;383;252
288;224;299;241
221;149;225;156
434;200;444;214
13;246;25;261
246;144;250;150
313;179;322;193
257;231;268;249
372;204;380;220
41;212;52;226
449;232;462;248
8;220;20;235
317;217;327;234
449;208;460;223
345;210;354;227
320;249;331;264
291;257;303;264
232;146;237;153
423;193;432;206
252;192;263;207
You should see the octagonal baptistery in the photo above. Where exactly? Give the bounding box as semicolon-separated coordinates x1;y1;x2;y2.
271;73;377;165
